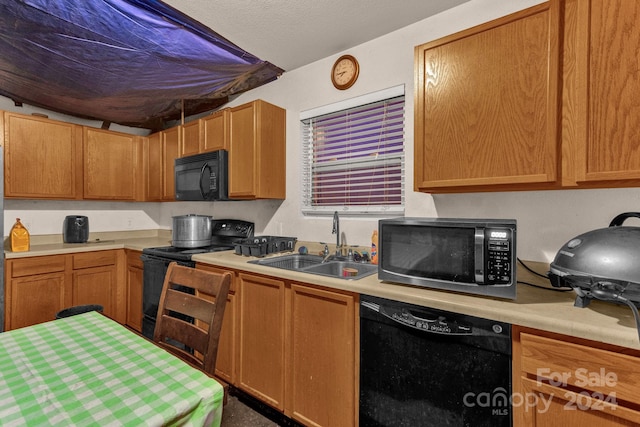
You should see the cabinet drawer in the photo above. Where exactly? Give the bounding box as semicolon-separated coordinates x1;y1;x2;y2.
10;256;66;277
126;250;143;269
520;332;640;403
196;263;237;293
73;251;117;269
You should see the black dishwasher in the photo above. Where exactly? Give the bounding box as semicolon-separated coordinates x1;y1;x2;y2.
360;295;512;427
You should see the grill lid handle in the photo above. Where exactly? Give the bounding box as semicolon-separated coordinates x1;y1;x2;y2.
609;212;640;227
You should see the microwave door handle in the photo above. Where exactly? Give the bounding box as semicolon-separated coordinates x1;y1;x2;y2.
474;228;485;284
199;162;212;199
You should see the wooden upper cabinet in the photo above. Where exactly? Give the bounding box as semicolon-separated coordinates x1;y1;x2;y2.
563;0;640;186
162;126;180;200
83;127;142;200
414;1;561;192
3;112;83;199
202;109;230;152
145;132;163;201
229;100;286;199
180;120;202;156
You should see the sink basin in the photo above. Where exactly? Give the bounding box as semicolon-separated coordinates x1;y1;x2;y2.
248;254;377;280
249;254;324;270
304;261;378;278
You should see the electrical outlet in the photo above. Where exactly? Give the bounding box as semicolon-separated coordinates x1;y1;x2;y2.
126;217;133;229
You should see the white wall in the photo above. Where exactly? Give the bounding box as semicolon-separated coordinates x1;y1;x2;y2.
8;0;639;263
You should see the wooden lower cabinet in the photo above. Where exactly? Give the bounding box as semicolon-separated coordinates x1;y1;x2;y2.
5;255;68;330
234;271;358;426
288;283;358;427
71;251;120;320
5;250;126;330
237;273;287;410
196;263;237;384
513;326;640;426
126;250;143;332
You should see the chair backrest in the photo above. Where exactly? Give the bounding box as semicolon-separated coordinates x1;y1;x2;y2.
153;262;232;375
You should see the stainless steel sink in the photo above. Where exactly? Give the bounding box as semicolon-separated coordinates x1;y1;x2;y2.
304;261;378;278
248;254;377;280
249;254;324;270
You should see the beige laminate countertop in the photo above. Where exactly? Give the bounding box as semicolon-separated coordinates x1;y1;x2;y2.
4;232;172;258
192;246;640;351
6;236;640;350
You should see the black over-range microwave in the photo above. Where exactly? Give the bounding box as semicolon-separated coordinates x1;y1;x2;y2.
378;217;517;299
175;150;228;201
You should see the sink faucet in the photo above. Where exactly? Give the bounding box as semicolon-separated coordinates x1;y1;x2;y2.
332;211;341;256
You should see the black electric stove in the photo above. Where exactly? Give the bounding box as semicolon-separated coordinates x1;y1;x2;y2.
142;219;254;262
140;219;254;339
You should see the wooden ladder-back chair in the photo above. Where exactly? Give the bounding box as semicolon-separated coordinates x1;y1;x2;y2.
153;262;232;377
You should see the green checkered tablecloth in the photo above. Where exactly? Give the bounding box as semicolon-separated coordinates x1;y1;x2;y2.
0;311;223;426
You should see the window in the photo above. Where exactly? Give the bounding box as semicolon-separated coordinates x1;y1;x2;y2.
301;86;405;215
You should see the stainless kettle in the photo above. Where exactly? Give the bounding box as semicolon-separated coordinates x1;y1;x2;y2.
63;215;89;243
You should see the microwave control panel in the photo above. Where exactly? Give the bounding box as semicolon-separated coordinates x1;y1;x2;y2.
485;229;513;284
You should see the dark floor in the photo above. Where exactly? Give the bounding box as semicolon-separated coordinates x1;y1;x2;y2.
221;390;301;427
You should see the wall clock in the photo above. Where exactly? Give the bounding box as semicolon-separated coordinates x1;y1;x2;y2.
331;55;359;90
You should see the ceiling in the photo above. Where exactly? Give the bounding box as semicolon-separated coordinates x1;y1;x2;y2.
0;0;470;130
162;0;471;72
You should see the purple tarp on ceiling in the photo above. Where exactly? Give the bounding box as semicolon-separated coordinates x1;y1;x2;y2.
0;0;284;129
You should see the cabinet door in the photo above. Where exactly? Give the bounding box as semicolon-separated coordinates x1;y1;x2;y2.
414;2;561;192
84;127;141;200
7;272;67;330
229;103;257;197
202;109;229;152
162;126;180;200
229;100;286;199
197;263;236;384
237;273;286;410
513;328;640;426
5;255;69;330
126;250;143;332
72;250;118;319
146;132;163;201
566;0;640;185
288;283;357;427
181;120;202;156
521;378;640;426
73;265;117;318
3;112;82;199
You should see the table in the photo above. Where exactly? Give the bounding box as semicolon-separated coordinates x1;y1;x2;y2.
0;311;224;426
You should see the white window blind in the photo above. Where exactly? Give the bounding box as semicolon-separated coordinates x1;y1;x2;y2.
301;88;405;215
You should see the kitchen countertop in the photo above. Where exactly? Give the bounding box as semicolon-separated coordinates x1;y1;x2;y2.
193;247;640;350
4;231;172;258
6;235;640;350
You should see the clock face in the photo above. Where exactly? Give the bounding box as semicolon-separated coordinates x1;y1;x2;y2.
332;55;359;89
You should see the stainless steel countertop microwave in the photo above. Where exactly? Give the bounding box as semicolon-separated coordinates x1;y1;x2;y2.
175;150;228;201
378;217;517;300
